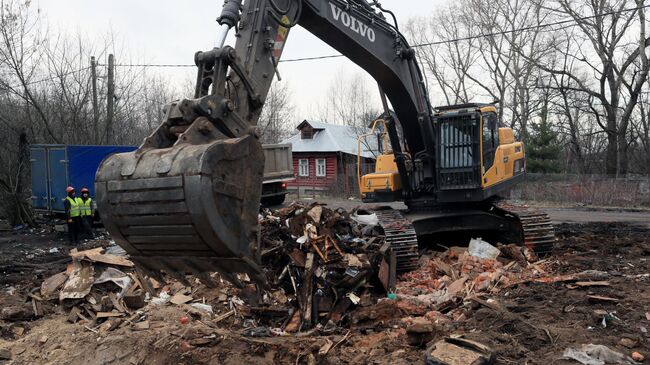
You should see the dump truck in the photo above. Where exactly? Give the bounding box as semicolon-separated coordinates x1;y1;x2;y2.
260;143;294;206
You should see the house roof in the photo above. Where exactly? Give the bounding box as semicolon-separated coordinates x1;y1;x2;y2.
281;120;376;159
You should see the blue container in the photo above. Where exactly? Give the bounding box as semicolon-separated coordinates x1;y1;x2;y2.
30;145;136;213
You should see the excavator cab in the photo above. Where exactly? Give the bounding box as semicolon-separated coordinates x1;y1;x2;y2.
434;103;525;202
361;103;525;203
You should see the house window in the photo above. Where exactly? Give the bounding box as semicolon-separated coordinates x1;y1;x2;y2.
301;128;314;139
316;159;326;177
298;159;309;177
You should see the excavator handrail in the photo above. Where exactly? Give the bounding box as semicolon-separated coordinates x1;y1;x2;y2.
357;118;391;193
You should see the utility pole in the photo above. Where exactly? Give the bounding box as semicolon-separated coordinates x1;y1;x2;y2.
106;54;115;144
90;56;99;144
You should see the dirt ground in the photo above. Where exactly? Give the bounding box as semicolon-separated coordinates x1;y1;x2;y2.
1;207;650;365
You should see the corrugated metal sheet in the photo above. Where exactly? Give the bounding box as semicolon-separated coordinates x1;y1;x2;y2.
30;147;49;210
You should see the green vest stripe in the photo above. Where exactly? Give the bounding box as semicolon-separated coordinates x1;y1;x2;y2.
66;197;81;217
79;198;93;217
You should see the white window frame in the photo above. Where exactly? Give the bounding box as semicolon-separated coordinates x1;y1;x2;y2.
316;158;326;177
298;159;309;177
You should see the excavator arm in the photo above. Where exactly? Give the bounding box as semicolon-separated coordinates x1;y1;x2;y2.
95;0;434;286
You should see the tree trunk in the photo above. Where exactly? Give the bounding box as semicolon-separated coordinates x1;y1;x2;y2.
617;132;629;176
605;115;618;176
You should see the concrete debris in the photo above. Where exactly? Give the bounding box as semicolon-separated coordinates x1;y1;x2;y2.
406;317;437;346
0;348;12;360
468;238;500;260
619;338;638;349
425;337;495;365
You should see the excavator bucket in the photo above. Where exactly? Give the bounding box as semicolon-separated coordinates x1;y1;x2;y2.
95;117;267;287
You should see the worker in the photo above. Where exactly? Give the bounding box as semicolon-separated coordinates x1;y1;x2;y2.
64;186;81;243
78;187;94;239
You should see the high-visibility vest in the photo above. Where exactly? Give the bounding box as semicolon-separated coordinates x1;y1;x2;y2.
66;196;81;217
78;197;93;217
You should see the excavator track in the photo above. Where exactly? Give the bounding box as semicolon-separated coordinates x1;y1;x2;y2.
374;208;420;272
494;201;557;254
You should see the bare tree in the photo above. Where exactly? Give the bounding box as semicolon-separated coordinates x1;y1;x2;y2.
531;0;649;175
406;5;478;106
317;70;381;133
257;81;295;144
0;1;187;223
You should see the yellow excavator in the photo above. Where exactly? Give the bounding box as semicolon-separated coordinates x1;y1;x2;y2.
95;0;555;284
360;104;525;203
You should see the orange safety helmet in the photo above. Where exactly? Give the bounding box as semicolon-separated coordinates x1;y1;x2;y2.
81;187;89;193
66;186;75;193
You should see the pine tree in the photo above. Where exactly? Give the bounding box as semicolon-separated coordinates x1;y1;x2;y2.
526;106;562;173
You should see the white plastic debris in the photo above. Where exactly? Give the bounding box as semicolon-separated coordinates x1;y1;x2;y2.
230;296;245;307
150;291;171;305
350;212;379;226
562;344;637;365
94;267;133;298
190;303;214;313
49;247;59;253
468;238;501;260
346;292;361;305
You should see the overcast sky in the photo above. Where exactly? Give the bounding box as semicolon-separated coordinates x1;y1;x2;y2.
37;0;446;123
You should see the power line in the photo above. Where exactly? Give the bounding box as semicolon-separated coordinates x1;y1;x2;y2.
6;1;649;84
1;66;92;89
279;54;343;62
103;3;650;67
416;3;650;47
110;63;195;68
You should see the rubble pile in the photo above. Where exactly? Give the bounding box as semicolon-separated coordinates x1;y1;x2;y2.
393;240;549;319
3;208;649;364
2;203;393;341
255;202;395;331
